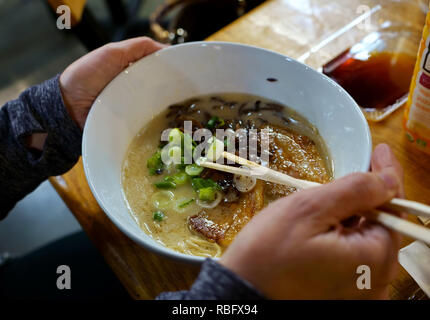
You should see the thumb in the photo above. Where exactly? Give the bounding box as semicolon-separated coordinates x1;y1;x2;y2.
371;143;404;198
113;37;167;68
300;171;399;229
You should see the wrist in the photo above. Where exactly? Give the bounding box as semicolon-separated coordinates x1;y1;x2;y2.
220;252;269;297
59;72;85;131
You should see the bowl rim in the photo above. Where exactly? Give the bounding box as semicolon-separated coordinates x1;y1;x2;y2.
82;41;372;265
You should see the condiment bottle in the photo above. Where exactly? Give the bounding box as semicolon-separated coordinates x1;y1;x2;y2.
404;3;430;154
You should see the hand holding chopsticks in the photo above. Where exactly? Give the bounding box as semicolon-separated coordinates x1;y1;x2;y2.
198;151;430;245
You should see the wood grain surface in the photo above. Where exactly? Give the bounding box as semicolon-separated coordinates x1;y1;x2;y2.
50;0;430;299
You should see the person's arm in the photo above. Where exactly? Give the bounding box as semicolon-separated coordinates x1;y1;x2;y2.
156;259;264;300
0;37;165;218
0;76;82;217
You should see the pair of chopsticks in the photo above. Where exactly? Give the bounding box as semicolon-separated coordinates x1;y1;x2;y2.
199;151;430;245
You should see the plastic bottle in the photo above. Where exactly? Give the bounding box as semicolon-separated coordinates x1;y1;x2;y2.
404;4;430;154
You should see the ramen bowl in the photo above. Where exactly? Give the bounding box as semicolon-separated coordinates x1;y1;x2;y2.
82;42;372;264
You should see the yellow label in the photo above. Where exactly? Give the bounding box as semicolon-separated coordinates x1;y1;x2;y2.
405;5;430;154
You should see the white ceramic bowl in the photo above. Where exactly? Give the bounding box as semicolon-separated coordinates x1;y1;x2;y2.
83;42;372;264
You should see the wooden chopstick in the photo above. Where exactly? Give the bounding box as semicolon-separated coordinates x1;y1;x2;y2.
202;160;317;189
220;152;430;219
382;198;430;219
198;152;430;245
221;151;320;189
372;211;430;244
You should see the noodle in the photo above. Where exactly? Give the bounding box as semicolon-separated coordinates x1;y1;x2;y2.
172;236;222;258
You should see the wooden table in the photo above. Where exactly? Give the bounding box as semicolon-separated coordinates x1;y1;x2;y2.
50;0;430;299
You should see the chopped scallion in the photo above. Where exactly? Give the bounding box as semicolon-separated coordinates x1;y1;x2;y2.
154;181;176;189
168;128;183;144
178;198;195;208
198;187;216;201
153;211;165;222
185;164;204;176
147;150;164;175
191;177;221;191
206;116;225;130
171;172;189;186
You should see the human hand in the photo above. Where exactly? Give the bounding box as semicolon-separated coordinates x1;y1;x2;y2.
60;37;166;130
220;144;404;299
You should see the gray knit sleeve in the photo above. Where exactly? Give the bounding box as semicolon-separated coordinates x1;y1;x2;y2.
156;259;265;300
0;75;82;218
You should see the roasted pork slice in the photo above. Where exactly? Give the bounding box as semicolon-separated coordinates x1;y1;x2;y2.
188;180;264;247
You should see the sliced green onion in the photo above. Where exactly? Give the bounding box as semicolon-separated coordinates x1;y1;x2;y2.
173;198;195;213
147;150;164;175
153;211;165;222
191;177;211;190
184;133;197;147
196;191;222;208
183;133;196;155
207;117;217;129
198;187;216;201
191;177;205;190
207;116;225;130
151;191;174;210
160;146;171;165
168;128;183;144
176;163;187;171
185;164;204;176
182;133;197;147
154;181;176;189
172;171;189;186
147;150;161;168
206;137;224;161
168;146;182;164
191;177;221;191
178;198;195;208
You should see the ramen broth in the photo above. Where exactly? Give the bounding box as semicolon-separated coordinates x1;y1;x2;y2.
121;93;333;258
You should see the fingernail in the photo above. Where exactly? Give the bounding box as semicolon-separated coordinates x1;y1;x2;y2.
378;169;399;192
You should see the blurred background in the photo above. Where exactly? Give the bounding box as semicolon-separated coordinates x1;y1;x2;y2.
0;0;266;256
